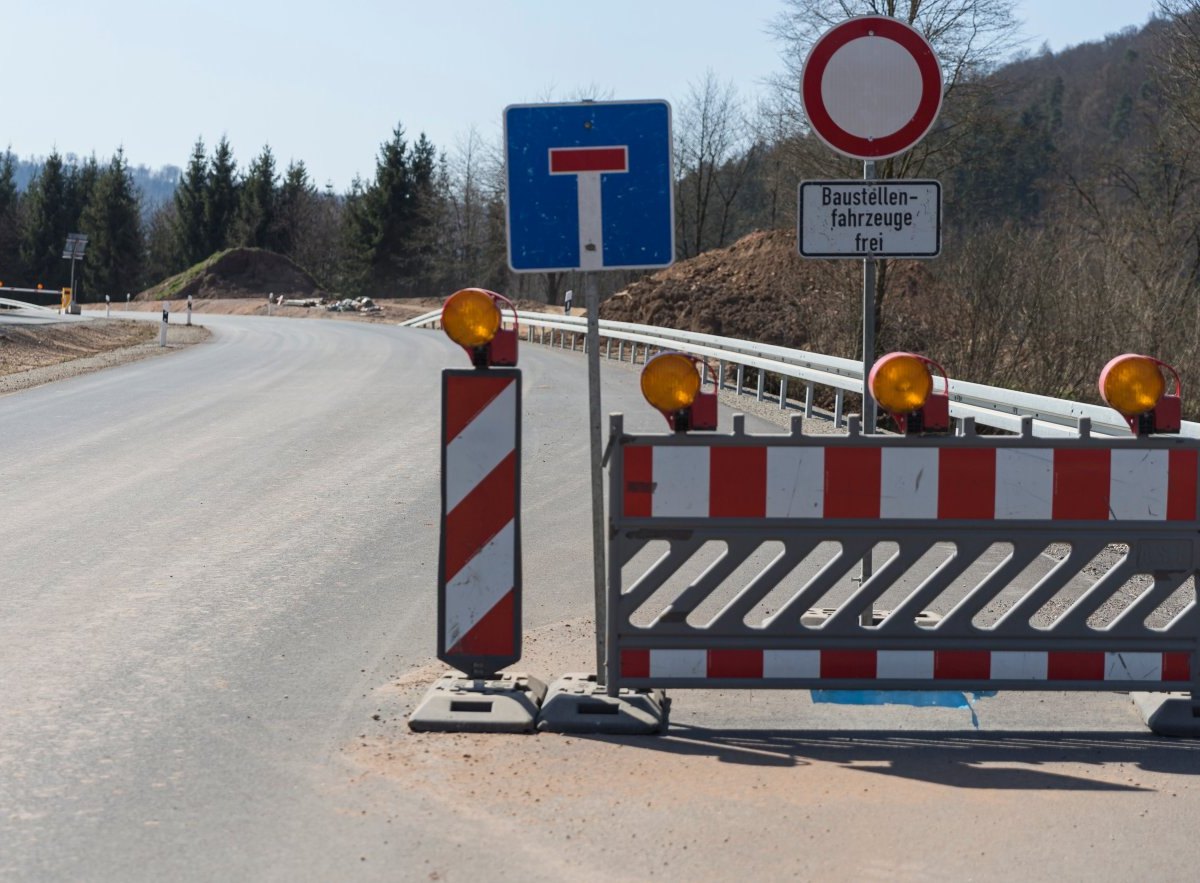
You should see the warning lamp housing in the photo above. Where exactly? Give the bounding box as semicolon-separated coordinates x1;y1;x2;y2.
641;352;718;432
441;288;519;369
1100;354;1181;436
869;351;950;435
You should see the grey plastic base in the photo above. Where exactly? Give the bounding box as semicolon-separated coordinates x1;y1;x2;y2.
1132;692;1200;737
537;673;668;735
408;672;547;734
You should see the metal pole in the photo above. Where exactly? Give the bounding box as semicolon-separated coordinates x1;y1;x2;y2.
860;160;877;625
585;273;607;684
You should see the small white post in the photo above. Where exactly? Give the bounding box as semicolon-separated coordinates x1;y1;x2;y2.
267;292;274;316
105;294;111;318
159;302;169;347
125;293;131;311
187;294;193;326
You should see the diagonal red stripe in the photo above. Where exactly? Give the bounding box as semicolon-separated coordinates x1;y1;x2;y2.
443;451;516;584
444;374;514;443
446;589;515;657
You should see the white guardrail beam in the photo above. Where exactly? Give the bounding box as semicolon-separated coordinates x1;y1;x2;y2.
399;308;1200;439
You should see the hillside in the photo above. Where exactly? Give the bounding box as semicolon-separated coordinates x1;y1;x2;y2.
137;248;324;302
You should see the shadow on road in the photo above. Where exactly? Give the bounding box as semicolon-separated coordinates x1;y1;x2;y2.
578;727;1200;791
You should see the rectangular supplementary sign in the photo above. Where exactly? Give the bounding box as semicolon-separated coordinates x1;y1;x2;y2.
798;179;940;259
504;100;674;273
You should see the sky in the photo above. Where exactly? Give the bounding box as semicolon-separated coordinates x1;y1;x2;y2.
1;1;1163;192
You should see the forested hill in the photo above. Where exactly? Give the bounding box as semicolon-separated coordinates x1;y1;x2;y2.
10;157;180;211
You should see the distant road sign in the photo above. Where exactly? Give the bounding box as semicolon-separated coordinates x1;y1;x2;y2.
801;16;942;160
504;100;674;273
798;180;941;259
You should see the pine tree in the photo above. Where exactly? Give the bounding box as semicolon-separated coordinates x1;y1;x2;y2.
0;149;21;281
205;136;238;255
65;155;100;232
276;159;317;258
19;150;72;286
173;138;209;267
80;149;143;298
236;144;278;249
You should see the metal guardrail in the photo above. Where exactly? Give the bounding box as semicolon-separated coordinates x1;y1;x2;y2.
400;308;1200;439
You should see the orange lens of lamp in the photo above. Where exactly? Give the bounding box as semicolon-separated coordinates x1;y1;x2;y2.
442;288;501;349
869;352;933;414
641;353;701;413
1100;354;1166;418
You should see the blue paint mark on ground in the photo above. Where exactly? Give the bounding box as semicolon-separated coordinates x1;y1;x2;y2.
811;691;998;728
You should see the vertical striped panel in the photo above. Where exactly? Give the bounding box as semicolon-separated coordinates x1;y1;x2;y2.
766;448;824;517
881;448;939;519
995;449;1054;519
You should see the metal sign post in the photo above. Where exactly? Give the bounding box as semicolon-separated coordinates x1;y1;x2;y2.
504;99;674;690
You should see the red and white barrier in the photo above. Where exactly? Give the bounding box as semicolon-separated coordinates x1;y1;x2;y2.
619;648;1192;684
438;368;522;677
623;445;1199;521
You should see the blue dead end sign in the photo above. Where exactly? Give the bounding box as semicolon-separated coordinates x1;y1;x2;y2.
504;100;674;273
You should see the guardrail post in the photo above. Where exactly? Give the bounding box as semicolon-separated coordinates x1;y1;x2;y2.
717;360;726;392
605;338;612;360
834;389;845;429
805;383;815;418
735;364;744;396
779;377;788;409
756;368;765;402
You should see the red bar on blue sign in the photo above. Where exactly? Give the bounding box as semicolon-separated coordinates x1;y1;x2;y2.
549;147;628;174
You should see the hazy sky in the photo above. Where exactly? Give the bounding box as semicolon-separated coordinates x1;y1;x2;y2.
2;1;1162;190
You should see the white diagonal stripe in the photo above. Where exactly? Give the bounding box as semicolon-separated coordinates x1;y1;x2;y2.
446;381;517;512
443;519;515;648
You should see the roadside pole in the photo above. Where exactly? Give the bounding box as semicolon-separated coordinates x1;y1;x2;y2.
159;302;169;347
585;273;606;682
860;160;876;625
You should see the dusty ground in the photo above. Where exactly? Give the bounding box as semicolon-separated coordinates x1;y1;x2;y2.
0;319;210;395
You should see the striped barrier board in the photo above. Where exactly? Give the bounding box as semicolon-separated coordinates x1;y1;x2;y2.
438;368;521;678
618;648;1192;685
605;415;1200;713
623;444;1199;521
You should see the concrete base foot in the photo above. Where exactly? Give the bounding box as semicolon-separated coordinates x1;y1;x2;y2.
1132;692;1200;737
407;672;546;734
537;673;668;735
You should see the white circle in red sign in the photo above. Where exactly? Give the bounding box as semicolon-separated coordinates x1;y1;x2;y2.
802;16;942;160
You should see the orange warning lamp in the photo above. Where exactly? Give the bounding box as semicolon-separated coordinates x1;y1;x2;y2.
1100;354;1181;435
441;288;519;368
641;352;718;432
869;352;950;434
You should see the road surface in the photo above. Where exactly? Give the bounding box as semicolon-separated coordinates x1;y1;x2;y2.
1;314;1197;881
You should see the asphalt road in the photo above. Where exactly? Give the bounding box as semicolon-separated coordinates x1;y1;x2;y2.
2;314;1198;882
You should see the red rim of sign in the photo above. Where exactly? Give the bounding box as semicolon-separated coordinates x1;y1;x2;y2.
801;15;943;160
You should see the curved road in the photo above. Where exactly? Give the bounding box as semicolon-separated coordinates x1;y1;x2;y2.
2;315;1198;881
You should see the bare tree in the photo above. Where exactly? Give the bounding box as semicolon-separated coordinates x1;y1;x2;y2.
674;71;757;258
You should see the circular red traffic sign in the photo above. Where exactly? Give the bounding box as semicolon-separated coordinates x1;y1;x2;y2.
801;15;942;160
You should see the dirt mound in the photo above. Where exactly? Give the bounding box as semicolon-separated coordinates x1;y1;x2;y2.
138;248;324;302
600;229;956;356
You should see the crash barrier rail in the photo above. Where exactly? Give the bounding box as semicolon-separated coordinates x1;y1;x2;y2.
604;412;1199;704
400;309;1200;440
